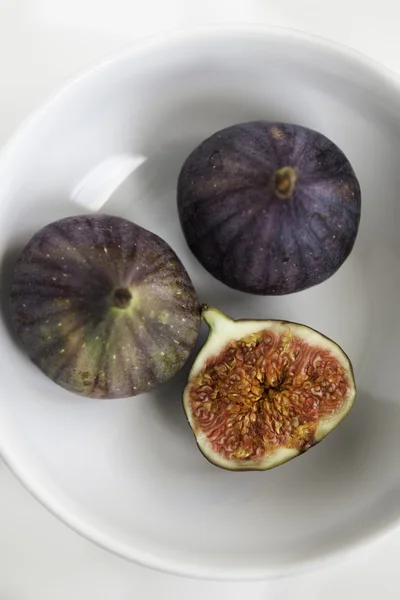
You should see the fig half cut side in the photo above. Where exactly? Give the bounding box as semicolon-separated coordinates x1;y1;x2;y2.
183;306;356;471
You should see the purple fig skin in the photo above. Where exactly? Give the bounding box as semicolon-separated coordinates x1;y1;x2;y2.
10;215;201;399
177;121;361;295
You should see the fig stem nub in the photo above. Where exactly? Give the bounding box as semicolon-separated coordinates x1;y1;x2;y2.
201;305;234;333
113;287;132;309
274;166;297;199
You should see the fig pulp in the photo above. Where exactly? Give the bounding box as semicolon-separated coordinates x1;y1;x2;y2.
178;121;361;295
10;215;201;399
183;307;356;470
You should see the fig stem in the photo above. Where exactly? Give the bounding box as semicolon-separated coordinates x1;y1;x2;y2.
113;288;132;309
201;304;234;332
274;166;297;199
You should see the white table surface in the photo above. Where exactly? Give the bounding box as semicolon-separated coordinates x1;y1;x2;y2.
1;1;399;597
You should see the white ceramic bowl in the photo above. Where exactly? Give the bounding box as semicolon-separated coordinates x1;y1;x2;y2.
1;25;400;581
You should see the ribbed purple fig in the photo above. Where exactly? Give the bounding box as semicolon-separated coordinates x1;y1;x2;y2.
10;215;201;399
178;121;361;295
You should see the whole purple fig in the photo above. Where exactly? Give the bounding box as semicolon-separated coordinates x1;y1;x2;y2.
178;121;361;295
10;215;201;399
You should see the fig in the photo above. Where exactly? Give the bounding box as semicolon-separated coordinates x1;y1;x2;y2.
183;307;356;470
178;121;361;295
10;214;201;399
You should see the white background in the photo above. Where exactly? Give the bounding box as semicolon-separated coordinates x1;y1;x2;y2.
0;0;399;597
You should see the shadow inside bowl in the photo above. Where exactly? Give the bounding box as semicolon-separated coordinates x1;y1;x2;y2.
0;243;25;349
263;389;400;563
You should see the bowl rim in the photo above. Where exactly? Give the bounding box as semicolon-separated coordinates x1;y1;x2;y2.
1;22;400;581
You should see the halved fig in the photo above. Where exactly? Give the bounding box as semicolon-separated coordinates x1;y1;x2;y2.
183;306;356;471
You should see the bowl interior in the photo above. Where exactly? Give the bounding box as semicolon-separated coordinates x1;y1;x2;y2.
1;27;400;579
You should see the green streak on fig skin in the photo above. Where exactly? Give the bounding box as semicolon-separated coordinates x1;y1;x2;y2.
274;166;297;200
10;215;201;399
